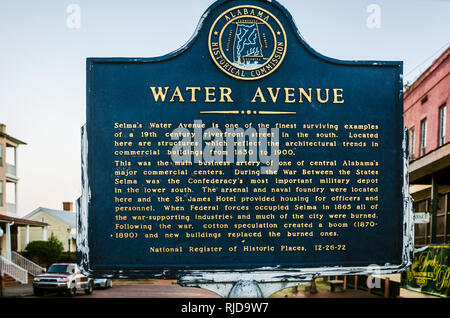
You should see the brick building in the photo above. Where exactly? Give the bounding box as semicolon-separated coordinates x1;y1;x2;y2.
404;46;450;245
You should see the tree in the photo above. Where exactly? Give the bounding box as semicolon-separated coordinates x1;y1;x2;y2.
24;233;64;267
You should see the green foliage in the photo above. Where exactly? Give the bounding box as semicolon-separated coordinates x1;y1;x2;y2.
24;233;64;267
59;252;77;263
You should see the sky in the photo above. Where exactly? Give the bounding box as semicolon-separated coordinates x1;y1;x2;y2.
0;0;449;216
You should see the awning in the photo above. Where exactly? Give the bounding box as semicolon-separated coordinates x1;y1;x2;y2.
0;214;48;227
0;131;27;145
409;142;450;184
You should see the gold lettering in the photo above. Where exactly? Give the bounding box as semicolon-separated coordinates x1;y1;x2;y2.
149;86;169;102
317;88;330;104
333;88;345;104
251;87;267;103
205;87;216;103
169;86;185;103
219;87;233;103
267;87;280;103
299;88;312;104
186;87;201;102
284;88;295;103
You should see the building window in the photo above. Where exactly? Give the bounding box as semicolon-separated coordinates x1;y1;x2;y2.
420;119;427;156
438;104;446;147
0;144;3;166
0;181;3;206
421;96;428;105
409;127;415;160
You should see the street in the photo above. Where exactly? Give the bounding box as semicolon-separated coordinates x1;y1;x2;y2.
20;280;219;298
2;279;388;298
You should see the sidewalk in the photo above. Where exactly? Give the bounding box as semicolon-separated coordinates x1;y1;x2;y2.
295;289;381;298
2;284;34;298
399;288;440;298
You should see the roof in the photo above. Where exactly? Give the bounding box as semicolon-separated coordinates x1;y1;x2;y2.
404;45;450;98
24;207;76;228
0;214;47;227
0;131;27;145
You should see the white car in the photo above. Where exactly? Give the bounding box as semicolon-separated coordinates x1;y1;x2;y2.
33;263;94;297
94;278;113;289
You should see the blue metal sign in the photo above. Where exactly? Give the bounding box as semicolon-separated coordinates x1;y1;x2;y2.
78;0;413;280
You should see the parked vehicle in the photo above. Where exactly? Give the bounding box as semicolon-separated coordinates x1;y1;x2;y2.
33;263;94;297
94;278;113;289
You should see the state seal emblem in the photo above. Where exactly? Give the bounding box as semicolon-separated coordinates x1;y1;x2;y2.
208;5;287;80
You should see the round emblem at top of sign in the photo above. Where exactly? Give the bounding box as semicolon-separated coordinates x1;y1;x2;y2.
208;5;287;81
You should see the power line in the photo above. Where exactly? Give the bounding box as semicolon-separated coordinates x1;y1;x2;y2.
405;41;449;78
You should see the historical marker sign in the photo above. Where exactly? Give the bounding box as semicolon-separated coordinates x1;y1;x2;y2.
78;0;413;280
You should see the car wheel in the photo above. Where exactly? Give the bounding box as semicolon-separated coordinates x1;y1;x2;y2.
85;281;94;295
67;284;77;297
33;288;44;296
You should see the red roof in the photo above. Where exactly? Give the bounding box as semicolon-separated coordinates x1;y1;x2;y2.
0;214;48;227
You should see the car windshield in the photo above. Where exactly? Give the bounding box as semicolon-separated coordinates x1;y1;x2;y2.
47;265;74;274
